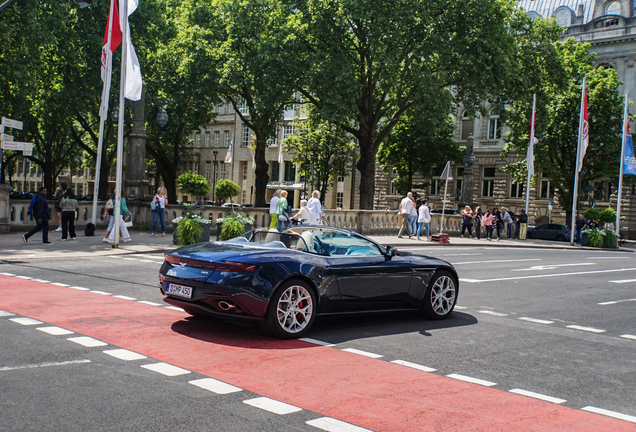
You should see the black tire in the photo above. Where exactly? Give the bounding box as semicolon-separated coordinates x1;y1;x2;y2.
526;232;533;239
263;279;317;339
556;234;565;242
422;270;458;320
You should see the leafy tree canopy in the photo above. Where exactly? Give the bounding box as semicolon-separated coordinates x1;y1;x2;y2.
215;179;241;204
177;171;211;198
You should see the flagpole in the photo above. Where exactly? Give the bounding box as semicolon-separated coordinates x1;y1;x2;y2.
525;94;536;215
570;78;586;245
113;0;128;248
440;161;450;234
616;93;628;236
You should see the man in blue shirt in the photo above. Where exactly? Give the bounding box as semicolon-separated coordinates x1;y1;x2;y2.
23;187;53;245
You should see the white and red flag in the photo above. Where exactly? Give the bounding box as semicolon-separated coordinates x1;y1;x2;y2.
100;0;122;82
576;79;589;172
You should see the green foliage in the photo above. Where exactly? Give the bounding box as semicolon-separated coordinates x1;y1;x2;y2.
216;212;254;225
584;207;601;222
176;217;204;246
177;171;211;198
215;179;241;204
582;228;604;248
219;219;245;241
599;207;617;224
602;229;618;249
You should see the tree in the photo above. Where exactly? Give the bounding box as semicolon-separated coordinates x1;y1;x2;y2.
283;117;356;202
295;0;548;208
503;38;624;223
377;92;463;196
177;171;211;199
215;179;241;206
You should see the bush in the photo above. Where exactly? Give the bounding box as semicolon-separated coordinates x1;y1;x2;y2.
215;179;241;205
599;207;617;225
176;218;203;246
177;171;211;199
219;218;244;240
583;207;601;222
602;229;618;249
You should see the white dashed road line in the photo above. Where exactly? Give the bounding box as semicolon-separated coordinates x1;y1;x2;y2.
0;359;91;371
620;334;636;341
68;286;90;291
90;290;112;296
32;279;51;283
164;306;184;312
299;338;336;347
15;276;32;280
457;267;636;283
9;317;43;326
103;349;147;361
0;310;15;317
511;263;592;272
141;362;191;376
50;282;70;287
478;310;509;317
609;278;636;284
0;272;16;276
581;406;636;423
509;388;566;404
453;259;541;265
518;317;554;325
37;326;74;336
138;301;162;306
307;417;373;432
391;360;436;372
67;336;108;347
341;348;383;359
446;374;497;387
598;298;636;305
566;325;606;334
113;295;137;301
454;305;467;310
189;378;243;394
243;397;302;415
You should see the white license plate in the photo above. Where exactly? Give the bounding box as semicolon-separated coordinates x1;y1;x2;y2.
166;283;193;299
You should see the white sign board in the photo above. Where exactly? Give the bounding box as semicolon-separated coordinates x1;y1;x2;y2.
0;133;14;142
23;148;32;156
1;141;32;152
1;117;23;130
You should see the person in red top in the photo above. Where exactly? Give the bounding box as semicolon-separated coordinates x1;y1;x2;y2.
482;210;494;241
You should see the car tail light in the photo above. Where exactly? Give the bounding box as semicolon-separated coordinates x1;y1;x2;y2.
165;255;258;272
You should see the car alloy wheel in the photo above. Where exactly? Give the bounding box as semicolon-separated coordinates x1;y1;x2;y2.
265;279;316;338
422;270;458;320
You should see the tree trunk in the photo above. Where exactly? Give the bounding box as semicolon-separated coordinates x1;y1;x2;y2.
98;155;111;199
254;139;269;207
43;165;55;200
163;172;177;205
356;148;376;210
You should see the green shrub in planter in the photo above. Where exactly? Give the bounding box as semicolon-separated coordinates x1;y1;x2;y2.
582;228;604;248
599;207;616;224
602;229;618;249
219;218;244;240
583;207;601;223
176;218;203;246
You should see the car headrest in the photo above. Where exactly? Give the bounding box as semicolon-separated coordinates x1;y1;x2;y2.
299;231;314;252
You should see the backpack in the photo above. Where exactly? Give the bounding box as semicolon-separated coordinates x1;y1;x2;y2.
26;195;37;217
105;198;114;210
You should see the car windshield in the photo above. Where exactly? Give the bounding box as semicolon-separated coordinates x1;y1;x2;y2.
287;228;383;257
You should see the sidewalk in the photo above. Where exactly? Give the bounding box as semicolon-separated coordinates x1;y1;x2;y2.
0;230;632;261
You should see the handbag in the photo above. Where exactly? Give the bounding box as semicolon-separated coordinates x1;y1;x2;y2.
278;214;288;221
150;200;157;211
123;215;133;228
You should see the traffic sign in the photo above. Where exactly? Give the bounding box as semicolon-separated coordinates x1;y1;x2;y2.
23;148;32;156
0;133;13;142
1;117;23;130
1;141;32;151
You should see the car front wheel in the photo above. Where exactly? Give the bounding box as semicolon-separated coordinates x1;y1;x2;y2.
264;279;316;339
556;234;565;241
422;270;458;320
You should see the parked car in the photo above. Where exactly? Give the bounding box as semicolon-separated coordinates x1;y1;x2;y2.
221;202;243;209
430;208;458;215
77;194;93;201
526;223;571;241
159;226;459;338
9;191;35;199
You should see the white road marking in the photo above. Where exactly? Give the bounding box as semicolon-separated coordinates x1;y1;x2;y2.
90;290;112;296
453;259;541;265
67;336;108;347
609;278;636;284
164;306;183;312
620;334;636;341
138;301;162;306
511;263;592;272
122;258;138;261
518;317;554;325
31;279;51;283
113;295;137;301
0;272;16;276
587;257;631;259
509;388;566;404
307;417;373;432
391;360;436;372
107;256;121;258
443;253;480;256
37;326;74;336
137;259;155;263
243;397;302;415
0;359;91;371
341;348;383;359
454;306;467;310
299;338;336;347
478;310;509;317
566;325;606;334
68;286;90;291
189;378;242;394
0;310;15;317
454;267;636;283
9;317;43;325
103;349;147;361
50;282;70;287
459;278;481;283
141;362;191;376
446;373;497;387
15;276;32;280
598;298;636;305
581;406;636;423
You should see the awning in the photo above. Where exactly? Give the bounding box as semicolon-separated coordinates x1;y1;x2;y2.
266;181;306;191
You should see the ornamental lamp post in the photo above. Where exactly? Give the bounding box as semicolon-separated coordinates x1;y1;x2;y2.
156;107;168;128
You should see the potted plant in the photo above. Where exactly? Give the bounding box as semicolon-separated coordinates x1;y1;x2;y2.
177;171;211;204
172;206;213;246
216;213;255;240
214;179;242;238
599;207;618;249
580;208;601;247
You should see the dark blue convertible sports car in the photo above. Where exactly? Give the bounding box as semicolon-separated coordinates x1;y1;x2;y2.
159;226;459;338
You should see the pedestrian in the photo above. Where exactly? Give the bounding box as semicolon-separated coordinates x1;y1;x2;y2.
293;200;311;225
501;207;514;238
474;206;483;240
575;213;586;244
307;190;323;225
53;183;67;232
518;209;528;240
23;187;53;245
483;210;494;241
276;190;290;232
105;189;132;243
493;207;503;241
398;192;414;238
60;189;78;241
151;186;167;237
460;205;473;238
269;190;281;228
409;195;418;236
417;198;431;240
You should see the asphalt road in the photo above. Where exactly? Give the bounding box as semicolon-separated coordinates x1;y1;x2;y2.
1;245;635;431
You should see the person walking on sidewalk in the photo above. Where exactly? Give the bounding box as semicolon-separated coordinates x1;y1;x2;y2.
269;190;280;228
307;190;323;225
460;205;473;238
575;213;586;244
474;206;483;240
53;183;67;232
105;189;132;243
483;210;494;241
408;195;418;236
398;192;414;238
518;209;528;240
276;190;290;232
60;190;78;241
416;199;431;240
151;187;167;237
23;187;53;245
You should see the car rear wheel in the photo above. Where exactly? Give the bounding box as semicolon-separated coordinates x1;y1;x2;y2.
264;279;316;339
422;270;458;320
556;234;565;241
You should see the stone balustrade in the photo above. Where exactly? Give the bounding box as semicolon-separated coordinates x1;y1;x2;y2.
5;199;464;236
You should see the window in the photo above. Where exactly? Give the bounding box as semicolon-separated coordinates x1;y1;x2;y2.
606;1;621;15
194;161;199;174
188;161;193;172
284;161;296;181
390;179;398;195
271;161;280;181
511;182;524;198
429;165;444;196
242;162;248;181
205;161;211;182
482;167;496;197
17;161;22;175
597;17;619;27
220;163;226;180
337;176;345;183
555;8;571;27
241;189;247;204
336;192;344;209
455;167;464;197
540;173;554;199
242;126;250;147
239;100;249;115
224;131;230;147
195;133;201;148
214;131;220;147
283;124;294;140
461;111;473;140
267;127;279;147
593;180;611;202
488;110;503;140
226;103;231;114
205;132;211;147
284;105;295;120
29;163;36;176
216;103;222;114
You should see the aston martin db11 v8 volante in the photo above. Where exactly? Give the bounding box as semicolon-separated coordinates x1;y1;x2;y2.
159;226;459;338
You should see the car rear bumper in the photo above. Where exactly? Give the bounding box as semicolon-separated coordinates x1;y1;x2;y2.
163;296;265;321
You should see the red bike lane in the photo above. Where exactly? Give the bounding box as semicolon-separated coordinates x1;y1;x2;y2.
1;276;633;432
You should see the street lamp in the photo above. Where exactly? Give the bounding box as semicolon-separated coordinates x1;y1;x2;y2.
156;107;168;128
111;105;119;123
212;150;218;203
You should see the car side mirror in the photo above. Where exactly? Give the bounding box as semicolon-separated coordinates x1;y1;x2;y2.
385;245;397;259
